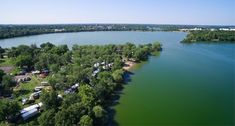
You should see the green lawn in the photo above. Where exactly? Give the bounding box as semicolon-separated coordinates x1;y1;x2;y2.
0;58;14;67
13;76;41;106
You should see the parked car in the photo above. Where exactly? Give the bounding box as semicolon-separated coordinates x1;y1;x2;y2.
22;97;28;105
18;70;26;75
34;86;44;92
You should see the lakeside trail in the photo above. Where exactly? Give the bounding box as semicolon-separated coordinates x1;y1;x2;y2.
123;61;136;70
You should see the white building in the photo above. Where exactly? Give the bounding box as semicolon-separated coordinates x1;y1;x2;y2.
219;28;230;31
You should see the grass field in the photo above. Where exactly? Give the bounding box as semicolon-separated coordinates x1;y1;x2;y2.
0;58;14;67
13;76;41;106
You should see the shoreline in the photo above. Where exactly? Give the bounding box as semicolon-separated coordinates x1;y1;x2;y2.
122;61;136;71
0;30;184;40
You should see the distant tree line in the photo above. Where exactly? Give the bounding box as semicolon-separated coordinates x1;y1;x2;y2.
1;24;232;39
182;31;235;43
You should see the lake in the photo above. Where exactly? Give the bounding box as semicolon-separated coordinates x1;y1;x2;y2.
0;31;234;126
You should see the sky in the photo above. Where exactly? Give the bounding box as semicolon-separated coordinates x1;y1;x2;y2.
0;0;235;25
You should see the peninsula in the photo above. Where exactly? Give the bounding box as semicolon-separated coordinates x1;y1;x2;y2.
0;42;162;125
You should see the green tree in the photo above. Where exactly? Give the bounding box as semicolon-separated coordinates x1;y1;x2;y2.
61;51;72;64
92;105;107;125
98;71;116;91
92;105;105;118
112;69;124;83
50;45;69;55
55;103;87;126
152;41;162;51
123;43;136;59
61;93;81;109
0;99;20;122
78;85;96;111
79;115;93;126
55;109;70;126
112;57;123;70
7;45;34;58
66;103;87;124
2;75;16;90
40;42;55;52
38;109;56;126
37;53;60;68
15;54;33;67
41;90;61;110
50;64;59;73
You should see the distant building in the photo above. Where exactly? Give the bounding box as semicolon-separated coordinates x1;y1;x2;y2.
210;29;216;31
230;28;235;31
219;28;235;31
220;28;229;31
54;29;65;32
179;28;202;31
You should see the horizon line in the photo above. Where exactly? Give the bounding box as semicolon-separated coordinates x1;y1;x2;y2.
0;23;235;27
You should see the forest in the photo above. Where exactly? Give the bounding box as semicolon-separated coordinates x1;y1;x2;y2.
0;42;162;125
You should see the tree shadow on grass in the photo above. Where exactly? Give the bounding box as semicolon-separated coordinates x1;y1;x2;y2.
14;89;31;97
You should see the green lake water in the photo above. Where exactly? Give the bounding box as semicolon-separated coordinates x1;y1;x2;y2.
0;31;234;126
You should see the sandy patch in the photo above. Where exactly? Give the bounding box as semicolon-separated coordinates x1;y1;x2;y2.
123;61;136;70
